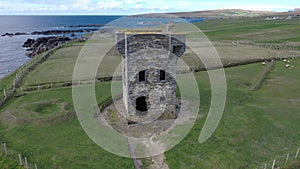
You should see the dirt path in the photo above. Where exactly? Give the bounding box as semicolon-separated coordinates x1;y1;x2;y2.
97;97;172;169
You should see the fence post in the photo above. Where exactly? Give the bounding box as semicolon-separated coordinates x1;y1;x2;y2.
35;163;38;169
18;154;23;166
2;142;7;155
295;148;300;159
263;163;267;169
24;157;29;169
271;159;276;169
3;89;7;98
51;83;53;90
286;153;289;164
13;79;16;90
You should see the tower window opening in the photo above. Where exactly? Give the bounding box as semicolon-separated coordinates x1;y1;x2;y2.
159;70;166;81
139;70;146;82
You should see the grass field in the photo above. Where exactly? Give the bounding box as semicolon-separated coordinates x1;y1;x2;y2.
20;40;300;87
0;151;23;169
18;18;300;87
0;72;15;98
0;84;134;169
0;59;299;168
0;17;299;168
195;18;300;44
165;59;300;169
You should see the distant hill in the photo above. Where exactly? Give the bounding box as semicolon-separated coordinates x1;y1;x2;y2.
132;9;300;19
169;9;278;19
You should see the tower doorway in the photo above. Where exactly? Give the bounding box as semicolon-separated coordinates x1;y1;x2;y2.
136;96;148;112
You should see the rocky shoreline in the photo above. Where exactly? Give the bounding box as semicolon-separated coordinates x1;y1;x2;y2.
2;24;114;58
23;36;72;57
1;25;102;57
1;28;98;37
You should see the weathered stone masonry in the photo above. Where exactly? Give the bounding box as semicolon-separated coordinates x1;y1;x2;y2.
116;31;186;123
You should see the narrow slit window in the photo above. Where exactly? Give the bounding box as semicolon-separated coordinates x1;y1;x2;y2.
159;70;166;81
139;70;146;82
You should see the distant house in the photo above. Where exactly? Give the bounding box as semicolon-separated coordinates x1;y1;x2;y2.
294;8;300;12
265;16;280;20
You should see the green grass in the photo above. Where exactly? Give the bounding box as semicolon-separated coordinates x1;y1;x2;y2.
1;59;299;168
22;42;122;86
0;151;24;169
165;59;300;169
0;17;300;169
19;18;300;87
195;18;300;43
26;102;60;115
282;159;300;169
0;83;134;169
0;73;15;98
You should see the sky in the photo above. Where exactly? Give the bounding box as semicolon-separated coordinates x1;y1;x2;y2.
0;0;299;15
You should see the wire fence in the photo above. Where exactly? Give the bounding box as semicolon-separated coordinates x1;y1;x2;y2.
0;39;299;169
255;147;300;169
0;43;71;107
1;142;38;169
214;40;300;51
0;39;299;104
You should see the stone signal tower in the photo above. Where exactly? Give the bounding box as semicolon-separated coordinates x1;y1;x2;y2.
116;31;185;123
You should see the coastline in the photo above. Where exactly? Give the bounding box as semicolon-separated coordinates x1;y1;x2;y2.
0;15;123;79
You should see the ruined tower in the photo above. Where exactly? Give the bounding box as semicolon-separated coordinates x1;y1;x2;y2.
116;31;185;123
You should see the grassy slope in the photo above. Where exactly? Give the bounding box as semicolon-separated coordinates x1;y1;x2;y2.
0;73;15;98
0;84;134;169
165;59;300;168
194;18;300;43
20;18;300;87
0;151;24;169
21;43;122;86
0;17;299;168
1;59;299;168
21;42;300;86
169;9;276;19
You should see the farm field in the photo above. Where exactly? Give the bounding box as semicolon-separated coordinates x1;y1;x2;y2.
0;16;299;168
0;59;299;168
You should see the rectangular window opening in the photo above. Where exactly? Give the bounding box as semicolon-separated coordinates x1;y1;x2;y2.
160;70;166;81
139;70;146;82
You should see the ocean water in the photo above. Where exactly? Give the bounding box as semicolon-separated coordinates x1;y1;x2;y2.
0;15;122;79
0;15;203;79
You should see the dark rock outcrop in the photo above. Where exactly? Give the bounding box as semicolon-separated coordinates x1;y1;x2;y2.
1;33;14;37
23;36;71;57
1;32;29;37
30;29;98;35
1;29;97;37
15;32;29;36
22;39;35;48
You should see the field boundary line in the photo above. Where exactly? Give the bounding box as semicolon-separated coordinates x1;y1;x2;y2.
250;61;274;91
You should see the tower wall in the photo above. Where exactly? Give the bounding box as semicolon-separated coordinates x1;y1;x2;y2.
116;32;185;122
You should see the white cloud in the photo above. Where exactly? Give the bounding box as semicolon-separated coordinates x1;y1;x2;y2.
160;6;170;10
98;1;122;10
74;0;91;5
59;5;68;11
